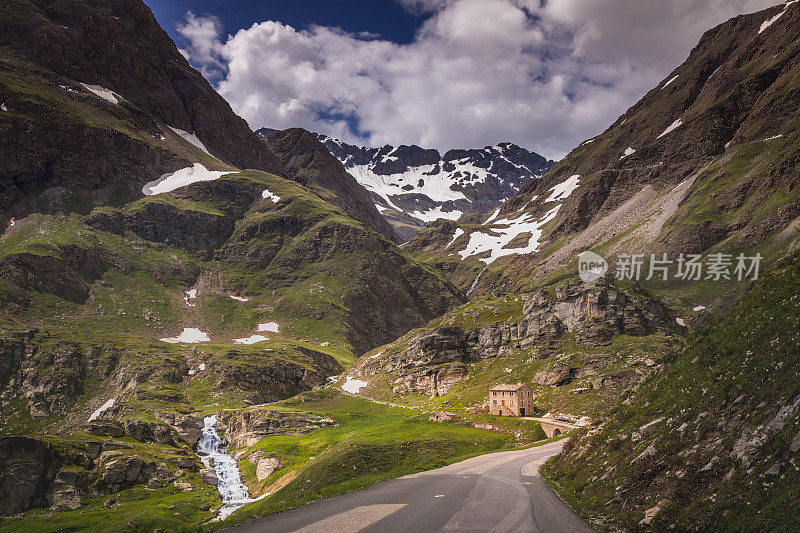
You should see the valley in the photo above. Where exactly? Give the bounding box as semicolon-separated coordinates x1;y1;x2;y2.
2;0;800;532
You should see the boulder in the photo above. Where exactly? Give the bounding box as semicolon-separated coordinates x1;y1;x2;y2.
200;468;218;487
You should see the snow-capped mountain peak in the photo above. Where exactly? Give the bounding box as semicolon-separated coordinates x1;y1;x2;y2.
310;134;553;239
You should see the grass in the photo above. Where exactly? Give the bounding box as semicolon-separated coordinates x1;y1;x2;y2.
541;250;800;531
210;391;542;529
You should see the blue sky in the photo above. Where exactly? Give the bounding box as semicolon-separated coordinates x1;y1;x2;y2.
144;1;426;45
143;0;780;159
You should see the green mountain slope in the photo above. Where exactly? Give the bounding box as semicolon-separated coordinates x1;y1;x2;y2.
543;249;800;531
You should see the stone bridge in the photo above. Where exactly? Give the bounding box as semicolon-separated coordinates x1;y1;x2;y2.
524;417;579;438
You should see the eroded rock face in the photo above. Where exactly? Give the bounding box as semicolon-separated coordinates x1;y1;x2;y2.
354;278;683;395
0;437;61;515
391;364;467;396
218;410;336;449
521;279;682;348
156;414;204;448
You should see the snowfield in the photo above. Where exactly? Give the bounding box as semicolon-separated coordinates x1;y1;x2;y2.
411;206;463;222
88;398;115;422
80;83;120;104
342;377;369;394
160;328;211;344
257;322;280;333
545;175;580;203
458;204;561;265
142;164;229;195
262;188;281;202
233;335;270;345
658;119;683;139
168;126;214;156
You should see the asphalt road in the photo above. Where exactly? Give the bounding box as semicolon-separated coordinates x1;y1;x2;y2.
225;440;594;533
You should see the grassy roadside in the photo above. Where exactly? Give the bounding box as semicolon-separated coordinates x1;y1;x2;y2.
205;391;550;530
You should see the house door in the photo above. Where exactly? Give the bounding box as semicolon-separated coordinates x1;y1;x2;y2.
520;408;525;416
499;410;502;416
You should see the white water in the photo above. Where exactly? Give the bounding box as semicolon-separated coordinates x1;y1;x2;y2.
197;415;257;520
466;266;487;297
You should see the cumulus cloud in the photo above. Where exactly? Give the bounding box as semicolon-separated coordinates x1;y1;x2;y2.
177;0;780;159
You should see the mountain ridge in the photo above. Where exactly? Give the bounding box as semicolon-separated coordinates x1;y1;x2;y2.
256;128;554;240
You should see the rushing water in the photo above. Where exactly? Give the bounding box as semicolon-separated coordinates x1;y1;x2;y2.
466;266;487;296
197;415;257;520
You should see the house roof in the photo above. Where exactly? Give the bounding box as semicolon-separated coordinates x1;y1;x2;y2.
490;383;526;391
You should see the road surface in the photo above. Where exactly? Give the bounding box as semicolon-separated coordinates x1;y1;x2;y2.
225;440;593;533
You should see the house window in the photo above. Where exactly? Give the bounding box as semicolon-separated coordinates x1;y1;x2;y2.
493;400;497;405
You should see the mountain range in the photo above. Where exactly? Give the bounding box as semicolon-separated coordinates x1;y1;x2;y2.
257;128;554;240
2;0;800;531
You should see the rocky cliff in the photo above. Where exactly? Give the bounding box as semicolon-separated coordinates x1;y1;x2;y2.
346;277;684;408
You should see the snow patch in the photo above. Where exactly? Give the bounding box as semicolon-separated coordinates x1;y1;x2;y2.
544;175;580;202
446;228;465;249
229;295;250;302
484;208;501;225
262;189;281;202
348;164;468;209
233;335;270;345
759;1;797;33
257;322;279;333
168;126;213;155
676;318;686;327
142;164;228;195
342;377;368;394
199;363;206;371
458;204;561;265
620;147;636;160
693;306;706;312
80;83;120;104
763;134;783;141
88;398;115;422
658;119;683;139
59;85;79;93
0;103;7;112
375;204;387;212
661;75;679;90
160;328;210;344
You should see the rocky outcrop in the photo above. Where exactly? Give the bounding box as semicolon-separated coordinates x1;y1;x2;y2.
245;451;281;481
156;413;204;447
391;364;467;396
354;277;683;395
121;201;235;259
0;437;62;515
218;410;336;449
521;278;682;348
0;245;105;304
96;454;156;493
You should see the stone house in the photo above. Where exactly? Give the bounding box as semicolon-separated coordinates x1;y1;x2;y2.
489;382;534;417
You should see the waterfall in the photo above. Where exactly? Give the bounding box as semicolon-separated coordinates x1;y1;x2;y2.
197;415;257;520
466;266;487;297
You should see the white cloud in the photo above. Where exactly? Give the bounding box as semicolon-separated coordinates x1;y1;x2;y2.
178;0;779;159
